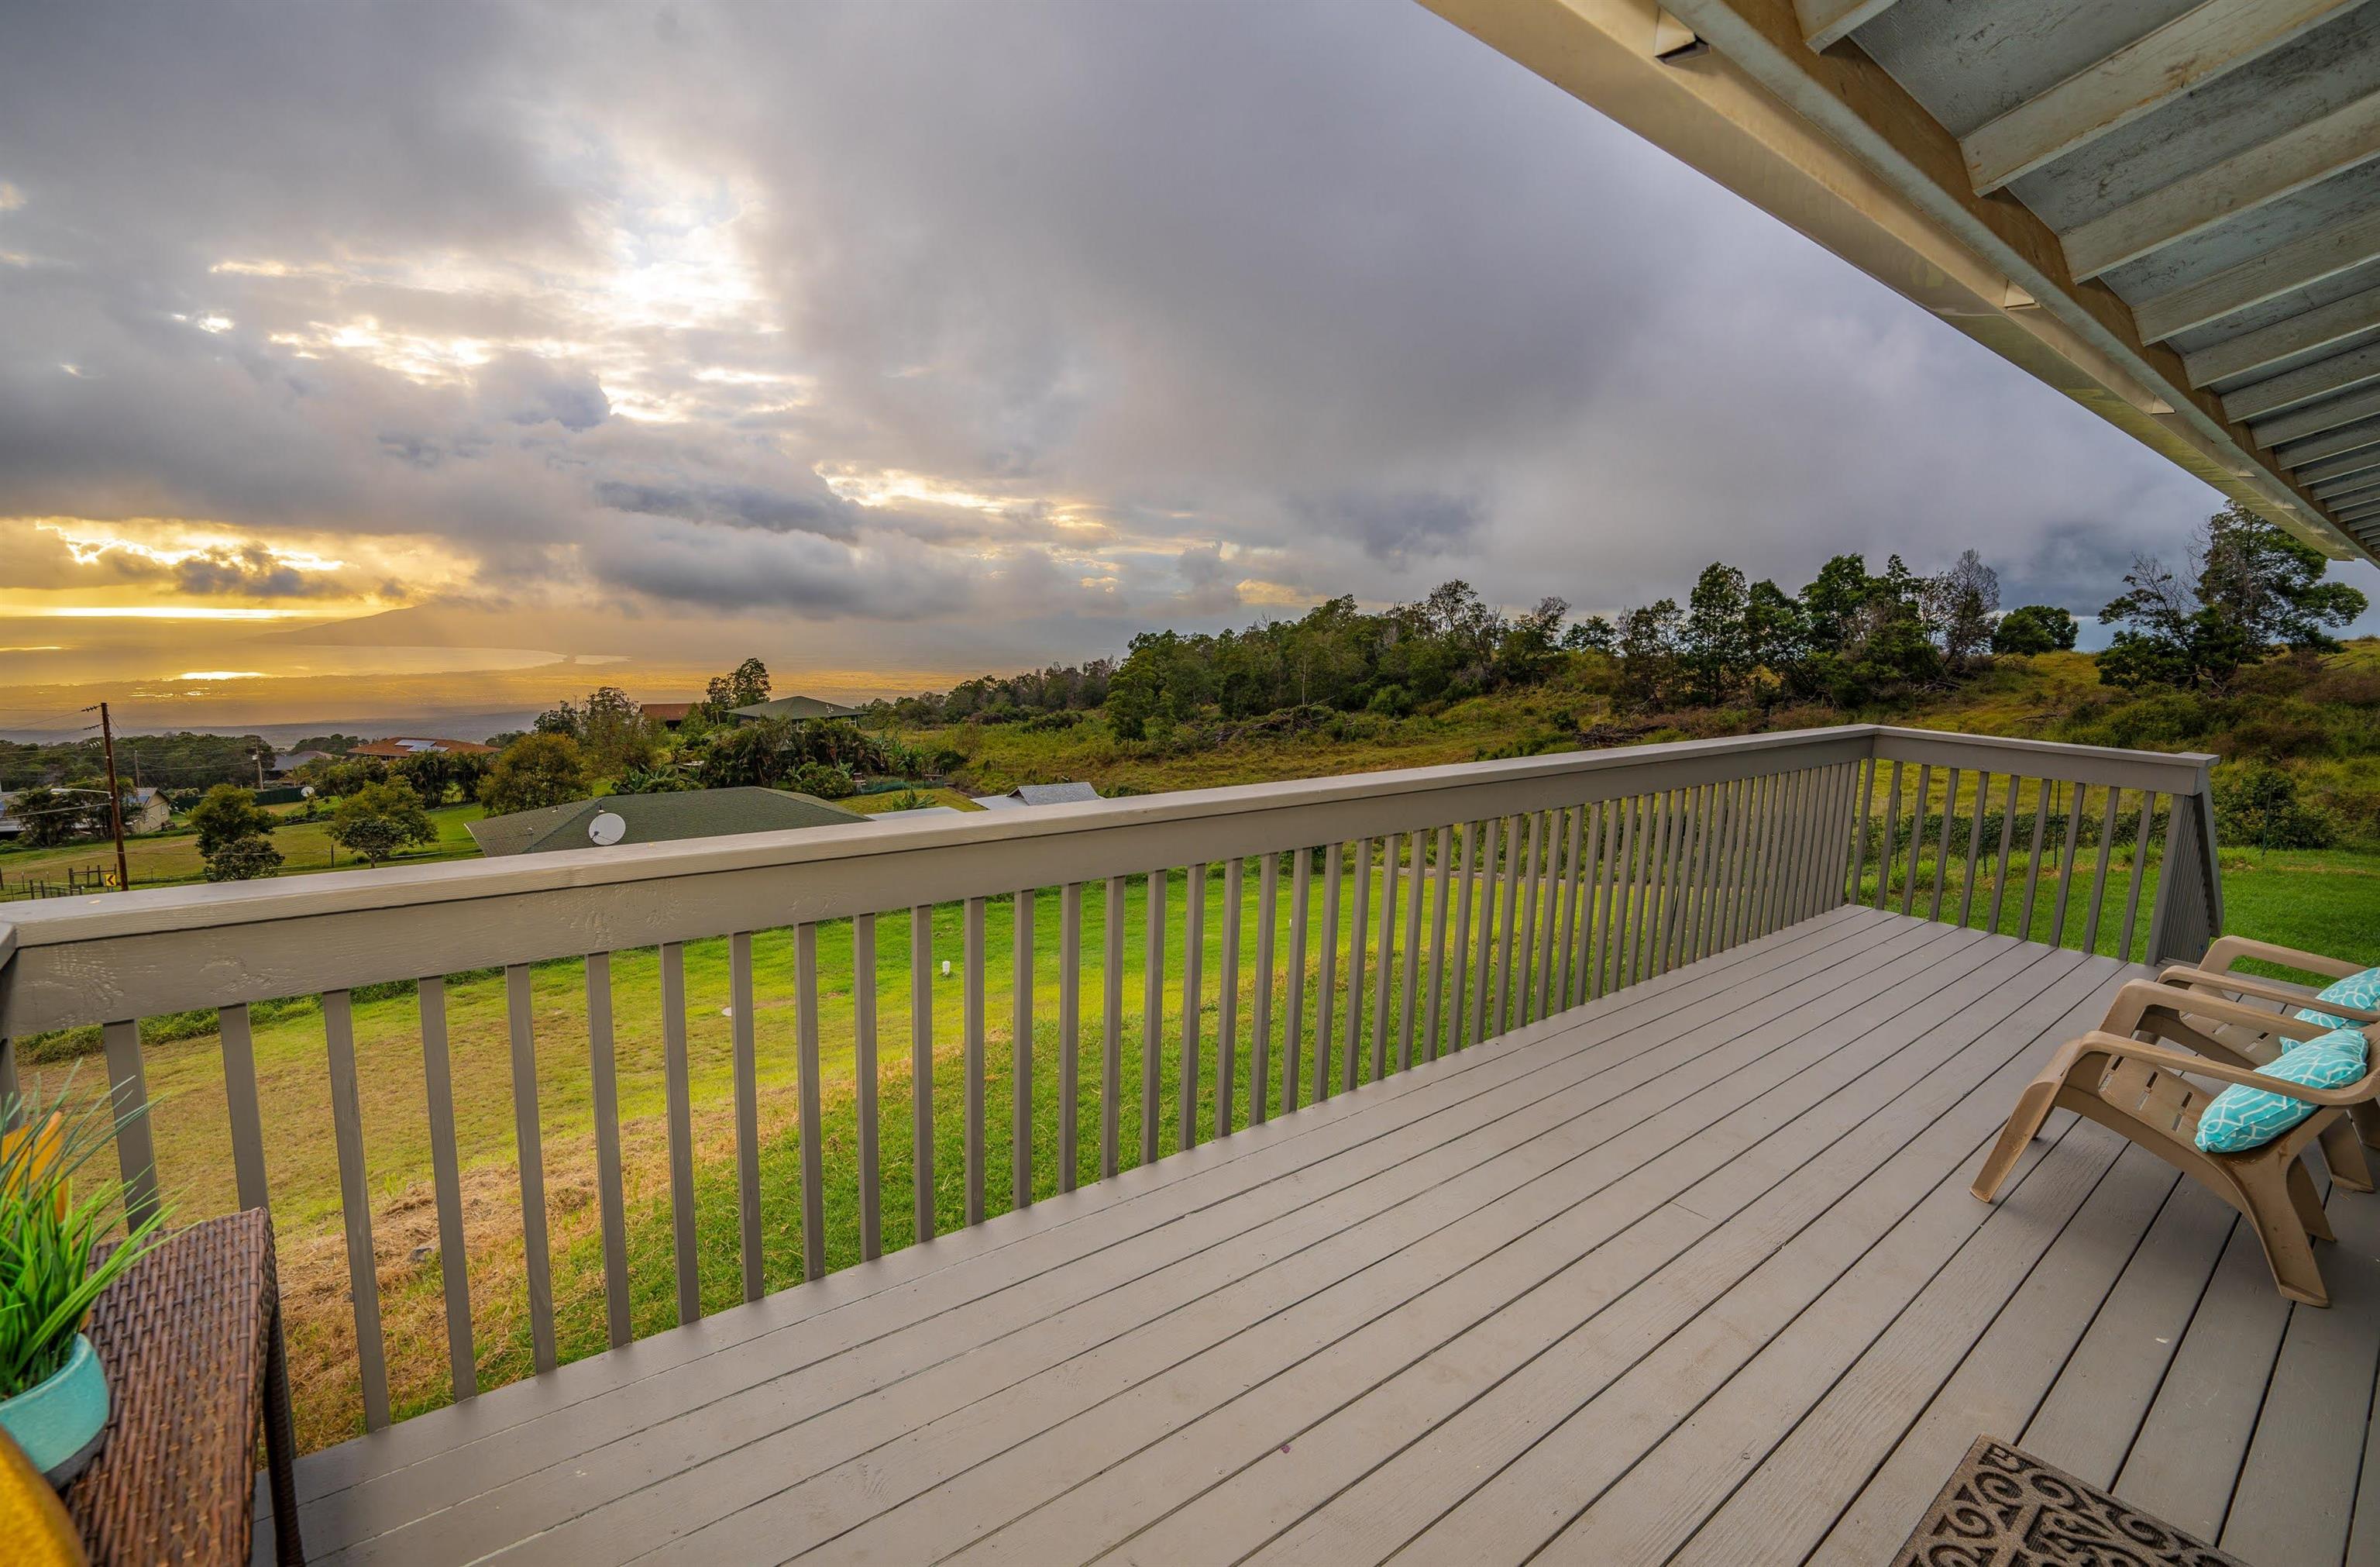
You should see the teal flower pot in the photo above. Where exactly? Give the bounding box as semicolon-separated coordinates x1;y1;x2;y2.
0;1336;110;1486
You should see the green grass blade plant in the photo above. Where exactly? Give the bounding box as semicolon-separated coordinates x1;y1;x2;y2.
0;1069;169;1399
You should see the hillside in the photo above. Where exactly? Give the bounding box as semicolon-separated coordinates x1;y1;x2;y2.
908;641;2380;850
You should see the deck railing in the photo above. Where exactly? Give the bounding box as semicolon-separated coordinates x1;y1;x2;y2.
0;725;2217;1442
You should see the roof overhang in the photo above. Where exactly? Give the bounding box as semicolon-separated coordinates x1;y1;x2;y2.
1418;0;2380;567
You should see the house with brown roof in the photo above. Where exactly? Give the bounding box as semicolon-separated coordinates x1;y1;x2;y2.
350;736;499;759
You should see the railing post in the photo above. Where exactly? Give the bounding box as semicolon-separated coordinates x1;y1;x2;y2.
2145;763;2223;967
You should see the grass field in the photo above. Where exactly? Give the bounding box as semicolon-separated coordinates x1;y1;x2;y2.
14;818;2375;1451
0;800;487;894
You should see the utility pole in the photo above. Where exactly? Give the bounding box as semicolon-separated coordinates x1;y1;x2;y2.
91;701;130;892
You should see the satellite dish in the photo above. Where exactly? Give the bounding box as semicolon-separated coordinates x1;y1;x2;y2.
300;786;315;798
586;811;628;846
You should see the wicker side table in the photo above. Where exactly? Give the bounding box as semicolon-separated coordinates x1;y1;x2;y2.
63;1209;301;1565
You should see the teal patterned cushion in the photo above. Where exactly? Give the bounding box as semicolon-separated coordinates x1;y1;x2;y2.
2194;1028;2370;1155
2294;966;2380;1035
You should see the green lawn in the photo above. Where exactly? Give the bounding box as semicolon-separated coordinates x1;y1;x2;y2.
0;800;486;894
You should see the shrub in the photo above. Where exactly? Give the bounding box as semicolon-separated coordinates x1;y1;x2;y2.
2213;763;2337;849
1991;604;2079;655
479;733;593;814
203;833;284;881
790;762;858;800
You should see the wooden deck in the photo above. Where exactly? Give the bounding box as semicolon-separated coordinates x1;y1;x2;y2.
263;906;2380;1565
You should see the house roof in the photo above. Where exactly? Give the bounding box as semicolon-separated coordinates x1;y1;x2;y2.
872;804;967;818
353;736;498;758
639;701;696;722
728;694;862;722
466;787;869;856
1008;781;1099;806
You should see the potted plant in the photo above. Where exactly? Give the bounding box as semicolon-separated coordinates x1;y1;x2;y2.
0;1075;167;1486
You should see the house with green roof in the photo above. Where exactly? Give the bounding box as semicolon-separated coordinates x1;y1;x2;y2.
466;787;868;857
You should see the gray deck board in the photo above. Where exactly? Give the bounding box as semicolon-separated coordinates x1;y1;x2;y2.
262;909;2380;1567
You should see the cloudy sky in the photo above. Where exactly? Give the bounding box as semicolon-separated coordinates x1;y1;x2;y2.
3;1;2371;726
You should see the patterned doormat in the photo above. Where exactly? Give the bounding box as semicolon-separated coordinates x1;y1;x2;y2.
1893;1436;2247;1566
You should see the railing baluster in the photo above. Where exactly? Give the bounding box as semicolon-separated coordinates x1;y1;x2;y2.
855;913;883;1253
581;958;628;1350
2050;780;2086;948
1101;878;1123;1176
1285;846;1309;1100
1513;814;1541;1023
1450;823;1476;1042
1604;799;1635;991
910;905;937;1239
1745;778;1776;942
1719;778;1752;952
2082;787;2122;955
1588;799;1618;990
965;894;986;1217
1876;761;1904;912
212;1004;269;1216
1058;889;1081;1190
1180;865;1203;1152
1558;807;1587;1000
420;982;479;1384
1684;790;1716;963
504;967;558;1370
1254;853;1278;1122
1681;784;1718;962
1929;767;1957;921
1372;833;1397;1077
1990;776;2021;935
1848;756;1873;905
1631;794;1667;984
2019;777;2052;941
1821;763;1852;918
1533;814;1560;1014
1350;836;1374;1076
1497;818;1525;1026
1787;770;1820;928
2120;794;2158;962
1471;818;1498;1036
1312;844;1334;1099
729;933;763;1302
1827;763;1859;921
1014;888;1035;1203
1427;824;1453;1056
321;993;391;1428
99;1019;156;1233
1402;831;1426;1067
662;941;700;1321
1140;870;1164;1165
1959;773;1988;928
1900;764;1930;916
1217;862;1240;1137
796;922;826;1279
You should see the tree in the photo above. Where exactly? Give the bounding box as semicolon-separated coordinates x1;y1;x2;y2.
701;657;772;721
1742;580;1807;677
2100;505;2367;690
189;784;275;857
1682;564;1749;704
578;686;659;778
477;733;593;814
1614;599;1684;708
1799;554;1873;655
1932;549;2000;666
1560;616;1615;653
327;780;435;868
203;834;284;881
7;786;95;847
1992;604;2079;655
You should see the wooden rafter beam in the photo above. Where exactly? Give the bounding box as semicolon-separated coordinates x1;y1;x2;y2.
2062;89;2380;281
2184;284;2380;387
1963;0;2357;196
2277;413;2380;467
2132;204;2380;343
2224;340;2380;422
2299;445;2380;485
1794;0;1901;53
2251;381;2380;447
2316;476;2380;508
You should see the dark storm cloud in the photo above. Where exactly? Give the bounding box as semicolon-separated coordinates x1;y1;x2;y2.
593;478;855;539
2;0;2330;648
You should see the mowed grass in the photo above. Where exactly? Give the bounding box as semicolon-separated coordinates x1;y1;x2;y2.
19;814;2378;1453
0;801;487;892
